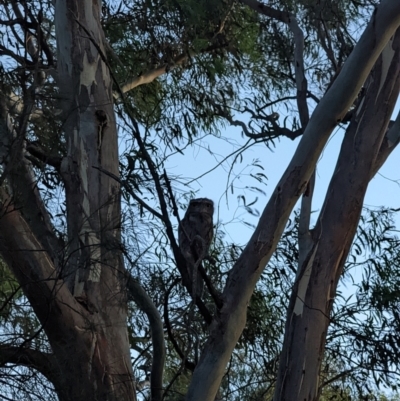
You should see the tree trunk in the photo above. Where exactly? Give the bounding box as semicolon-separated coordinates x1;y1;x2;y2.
0;1;136;399
274;31;400;401
187;2;400;400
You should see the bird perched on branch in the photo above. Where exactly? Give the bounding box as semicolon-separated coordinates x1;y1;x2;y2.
178;198;214;300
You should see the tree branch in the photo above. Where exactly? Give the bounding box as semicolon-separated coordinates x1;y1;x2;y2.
126;273;165;401
79;21;213;322
0;192;84;340
274;26;400;401
0;345;59;387
187;2;400;399
286;10;315;271
163;278;196;372
124;115;212;325
118;54;187;96
0;94;62;266
288;14;309;127
93;165;165;222
372;111;400;177
26;141;62;170
116;43;229;98
238;0;290;23
211;100;303;140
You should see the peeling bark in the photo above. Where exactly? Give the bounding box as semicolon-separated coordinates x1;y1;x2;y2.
187;2;400;400
0;1;136;400
274;29;400;401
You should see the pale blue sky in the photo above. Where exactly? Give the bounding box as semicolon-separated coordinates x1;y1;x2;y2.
167;106;400;246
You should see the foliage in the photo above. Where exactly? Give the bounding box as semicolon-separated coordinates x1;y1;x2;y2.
123;207;400;400
0;0;399;400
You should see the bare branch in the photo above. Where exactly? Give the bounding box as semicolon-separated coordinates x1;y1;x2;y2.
93;165;165;222
238;0;290;23
0;44;35;66
288;15;309;126
163;278;196;371
126;273;165;401
211;99;303;140
0;346;59;386
116;43;229;98
317;20;339;71
26;141;62;170
373;110;400;177
118;54;186;96
287;12;314;270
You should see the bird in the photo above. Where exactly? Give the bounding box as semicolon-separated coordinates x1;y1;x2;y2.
178;198;214;299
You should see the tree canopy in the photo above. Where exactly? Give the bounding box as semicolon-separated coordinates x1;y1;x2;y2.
0;0;400;400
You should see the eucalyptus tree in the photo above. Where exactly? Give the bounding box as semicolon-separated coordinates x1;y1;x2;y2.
1;1;400;401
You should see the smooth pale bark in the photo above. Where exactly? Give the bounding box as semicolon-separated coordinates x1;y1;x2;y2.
186;2;400;400
0;1;136;400
53;0;135;399
274;31;400;401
